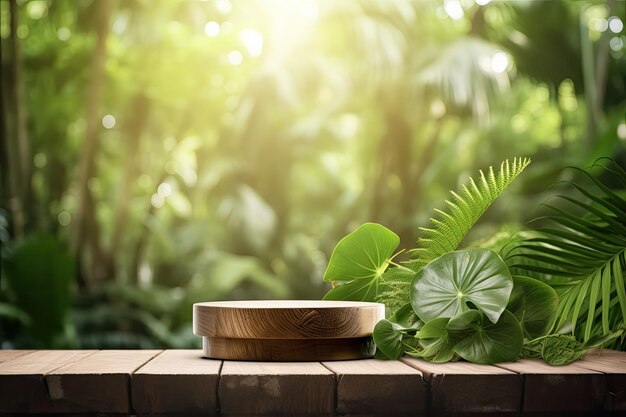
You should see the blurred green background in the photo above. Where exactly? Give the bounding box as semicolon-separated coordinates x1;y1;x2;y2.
0;0;624;348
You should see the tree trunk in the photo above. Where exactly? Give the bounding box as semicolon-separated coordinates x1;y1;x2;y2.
105;94;151;279
1;0;31;238
71;0;111;285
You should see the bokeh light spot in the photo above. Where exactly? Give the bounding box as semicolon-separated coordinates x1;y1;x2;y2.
204;21;220;37
618;122;626;140
157;182;173;198
444;0;464;21
240;29;263;57
34;153;47;168
591;18;608;32
609;16;623;33
609;36;624;51
151;194;165;208
490;51;509;74
58;211;71;226
228;50;244;66
102;114;116;129
57;27;71;41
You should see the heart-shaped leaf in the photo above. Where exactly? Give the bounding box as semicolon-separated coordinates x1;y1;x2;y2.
453;309;523;364
507;276;558;339
411;248;513;324
323;223;400;302
324;223;400;282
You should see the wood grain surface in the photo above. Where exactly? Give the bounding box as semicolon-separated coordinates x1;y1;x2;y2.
132;350;221;414
193;300;384;339
219;361;334;415
0;350;33;364
203;335;375;361
322;359;428;414
1;348;624;415
46;350;161;414
0;350;97;413
401;357;522;414
497;359;606;413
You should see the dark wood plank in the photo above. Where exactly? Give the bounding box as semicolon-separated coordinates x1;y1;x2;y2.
323;359;427;415
0;350;97;413
497;359;606;413
219;361;334;415
46;350;161;414
132;349;221;414
576;349;626;411
401;357;522;414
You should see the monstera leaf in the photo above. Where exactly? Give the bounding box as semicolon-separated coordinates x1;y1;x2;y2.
411;248;513;324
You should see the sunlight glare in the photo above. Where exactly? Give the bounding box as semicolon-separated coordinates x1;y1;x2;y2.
444;0;464;21
475;0;491;5
240;29;263;57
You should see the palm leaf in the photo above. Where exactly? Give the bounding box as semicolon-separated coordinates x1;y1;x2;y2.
505;159;626;345
409;157;531;271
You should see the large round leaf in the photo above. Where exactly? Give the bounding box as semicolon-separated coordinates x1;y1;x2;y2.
453;309;523;364
411;248;513;324
507;276;558;339
323;223;399;282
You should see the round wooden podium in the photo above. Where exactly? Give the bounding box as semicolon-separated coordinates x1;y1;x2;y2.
193;300;384;361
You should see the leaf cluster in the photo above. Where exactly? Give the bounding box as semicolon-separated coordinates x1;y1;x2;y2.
322;157;624;364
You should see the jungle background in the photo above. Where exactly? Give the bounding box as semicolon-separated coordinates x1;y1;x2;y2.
0;0;624;349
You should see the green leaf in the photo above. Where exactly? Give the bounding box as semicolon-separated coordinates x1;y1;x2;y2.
411;248;513;324
411;157;531;270
417;317;450;339
389;303;422;330
506;159;626;345
507;276;558;339
323;278;382;301
323;223;400;302
541;335;586;366
414;318;458;362
3;235;74;346
453;309;523;364
324;223;399;282
372;319;404;359
446;309;483;332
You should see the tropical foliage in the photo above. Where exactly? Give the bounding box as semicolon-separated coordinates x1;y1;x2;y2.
1;0;624;349
505;159;626;350
326;158;624;364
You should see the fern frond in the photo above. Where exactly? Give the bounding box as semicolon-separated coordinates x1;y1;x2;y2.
505;159;626;345
409;157;531;270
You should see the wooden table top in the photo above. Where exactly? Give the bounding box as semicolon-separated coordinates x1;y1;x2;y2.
0;348;624;416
